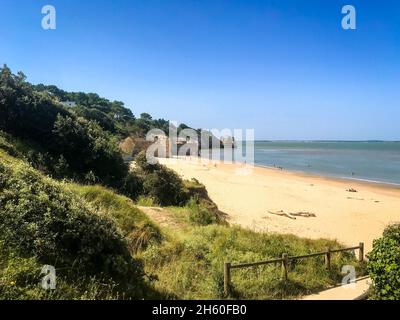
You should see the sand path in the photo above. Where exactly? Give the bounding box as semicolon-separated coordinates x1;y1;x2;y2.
302;277;371;300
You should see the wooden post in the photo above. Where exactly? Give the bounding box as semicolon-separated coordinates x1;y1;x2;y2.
281;253;288;281
359;242;364;262
224;262;231;297
325;248;331;270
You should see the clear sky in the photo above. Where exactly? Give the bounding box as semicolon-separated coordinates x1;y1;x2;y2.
1;0;399;140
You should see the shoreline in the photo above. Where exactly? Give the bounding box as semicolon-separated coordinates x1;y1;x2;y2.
170;155;400;191
253;163;400;193
158;156;400;252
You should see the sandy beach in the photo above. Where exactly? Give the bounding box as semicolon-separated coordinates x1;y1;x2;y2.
159;157;400;253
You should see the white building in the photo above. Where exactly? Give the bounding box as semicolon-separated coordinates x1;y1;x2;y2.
60;101;77;108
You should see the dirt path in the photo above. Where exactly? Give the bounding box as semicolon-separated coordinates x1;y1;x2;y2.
138;206;183;231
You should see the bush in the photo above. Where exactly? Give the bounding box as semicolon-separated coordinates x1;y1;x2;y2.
367;224;400;300
70;184;162;253
26;151;71;179
183;179;227;224
0;159;147;297
0;66;69;142
0;131;20;158
135;152;189;206
0;242;140;300
187;197;216;226
0;66;129;188
52;114;128;186
142;169;188;206
121;171;144;200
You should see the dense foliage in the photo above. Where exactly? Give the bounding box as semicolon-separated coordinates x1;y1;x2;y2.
367;224;400;300
0;158;145;287
0;65;201;204
133;151;189;206
52;114;127;185
34;84;170;136
0;65;127;186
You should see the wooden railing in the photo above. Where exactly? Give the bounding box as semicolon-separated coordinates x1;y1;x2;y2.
223;242;364;296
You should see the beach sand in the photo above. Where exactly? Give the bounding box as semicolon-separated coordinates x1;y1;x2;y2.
159;157;400;253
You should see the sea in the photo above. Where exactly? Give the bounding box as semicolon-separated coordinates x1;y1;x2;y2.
252;141;400;186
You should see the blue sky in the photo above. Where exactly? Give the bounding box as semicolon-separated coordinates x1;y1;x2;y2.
1;0;399;140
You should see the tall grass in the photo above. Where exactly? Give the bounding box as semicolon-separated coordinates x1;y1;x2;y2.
141;225;364;299
69;184;163;253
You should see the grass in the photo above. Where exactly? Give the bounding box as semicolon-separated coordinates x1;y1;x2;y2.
161;202;216;228
69;184;163;253
140;209;365;299
136;195;159;207
0;241;130;300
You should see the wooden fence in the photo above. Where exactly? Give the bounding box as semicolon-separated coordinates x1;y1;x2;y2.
223;242;364;296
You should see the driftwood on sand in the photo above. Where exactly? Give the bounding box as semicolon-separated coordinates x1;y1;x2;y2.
267;210;316;220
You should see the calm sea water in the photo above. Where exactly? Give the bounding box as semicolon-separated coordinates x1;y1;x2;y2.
252;141;400;185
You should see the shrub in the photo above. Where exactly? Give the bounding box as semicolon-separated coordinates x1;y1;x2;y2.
0;241;139;300
142;169;188;206
187;197;216;226
71;184;162;253
121;171;144;200
0;131;20;158
367;224;400;300
52;114;128;186
0;65;130;188
134;151;160;173
183;179;227;224
0;66;69;142
27;151;71;179
0;159;146;297
135;151;189;206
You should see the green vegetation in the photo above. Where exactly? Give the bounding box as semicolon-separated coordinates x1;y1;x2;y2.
141;221;361;299
0;241;136;300
0;65;192;205
0;65;127;187
133;151;189;206
70;184;162;253
183;178;227;226
186;197;218;226
0;65;365;300
367;224;400;300
0;151;153;299
33;84;170;137
136;195;159;207
0;139;362;300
